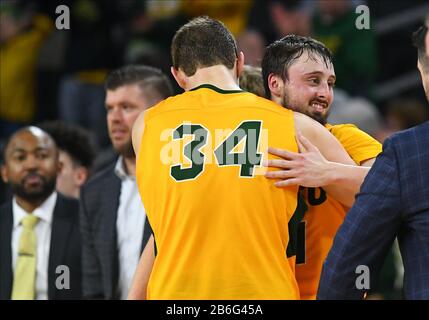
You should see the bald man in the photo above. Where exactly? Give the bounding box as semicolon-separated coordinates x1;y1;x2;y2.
0;127;82;300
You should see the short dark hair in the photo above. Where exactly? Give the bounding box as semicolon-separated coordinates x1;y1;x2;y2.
261;35;333;98
171;16;238;76
105;65;173;102
38;121;95;169
412;24;429;70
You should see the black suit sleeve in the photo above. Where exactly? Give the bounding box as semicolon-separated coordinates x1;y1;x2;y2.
79;189;104;299
317;137;402;299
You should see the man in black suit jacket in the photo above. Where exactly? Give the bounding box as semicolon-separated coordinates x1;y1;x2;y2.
317;24;429;300
80;65;173;299
0;126;81;299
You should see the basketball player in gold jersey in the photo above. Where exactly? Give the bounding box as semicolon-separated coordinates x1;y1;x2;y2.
128;17;356;300
261;35;382;299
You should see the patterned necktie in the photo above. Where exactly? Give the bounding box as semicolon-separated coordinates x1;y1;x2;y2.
12;214;39;300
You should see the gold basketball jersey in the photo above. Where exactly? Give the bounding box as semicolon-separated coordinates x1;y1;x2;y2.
136;85;303;299
295;124;382;299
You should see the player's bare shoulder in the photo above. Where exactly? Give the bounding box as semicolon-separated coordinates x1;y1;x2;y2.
292;111;322;139
132;110;146;156
132;96;177;154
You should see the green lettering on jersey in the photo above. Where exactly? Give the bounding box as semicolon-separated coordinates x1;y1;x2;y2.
307;187;327;206
286;191;308;259
293;187;328;264
214;121;262;177
170;124;209;181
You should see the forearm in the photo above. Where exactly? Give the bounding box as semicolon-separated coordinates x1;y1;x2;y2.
322;162;370;207
128;236;155;300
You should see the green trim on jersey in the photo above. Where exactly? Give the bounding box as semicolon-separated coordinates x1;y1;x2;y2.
190;84;244;94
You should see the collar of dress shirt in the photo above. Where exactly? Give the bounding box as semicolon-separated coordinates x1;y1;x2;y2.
12;191;57;228
114;155;135;181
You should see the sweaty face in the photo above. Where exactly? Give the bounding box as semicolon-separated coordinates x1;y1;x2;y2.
106;85;150;157
1;129;58;203
280;51;336;125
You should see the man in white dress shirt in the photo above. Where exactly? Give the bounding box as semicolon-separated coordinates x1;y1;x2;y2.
0;126;81;299
79;65;173;299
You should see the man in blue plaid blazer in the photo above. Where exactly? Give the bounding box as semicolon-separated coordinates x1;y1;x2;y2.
317;24;429;300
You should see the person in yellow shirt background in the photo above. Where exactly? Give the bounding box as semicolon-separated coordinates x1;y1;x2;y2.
0;1;53;138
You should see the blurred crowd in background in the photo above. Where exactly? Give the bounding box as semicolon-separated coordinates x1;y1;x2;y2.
1;0;429;299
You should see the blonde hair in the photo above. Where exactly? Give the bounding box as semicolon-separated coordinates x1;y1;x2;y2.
239;65;266;98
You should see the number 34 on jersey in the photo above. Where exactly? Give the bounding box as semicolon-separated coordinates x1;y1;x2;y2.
159;120;269;181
